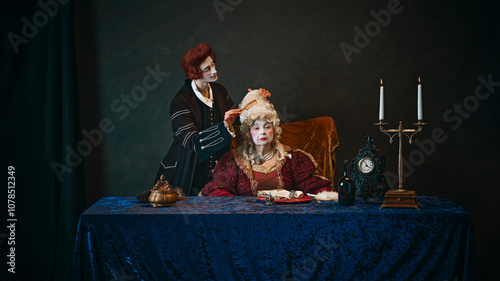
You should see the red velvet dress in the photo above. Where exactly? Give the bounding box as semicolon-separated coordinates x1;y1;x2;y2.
201;148;332;196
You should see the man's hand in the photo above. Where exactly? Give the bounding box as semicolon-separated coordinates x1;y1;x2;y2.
248;88;271;98
224;109;241;125
224;88;271;126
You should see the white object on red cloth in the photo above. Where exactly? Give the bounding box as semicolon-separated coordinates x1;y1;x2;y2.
308;191;338;201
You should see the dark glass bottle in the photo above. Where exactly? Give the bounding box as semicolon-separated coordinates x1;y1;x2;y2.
338;160;355;206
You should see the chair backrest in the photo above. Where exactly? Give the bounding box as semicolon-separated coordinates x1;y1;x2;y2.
231;116;339;182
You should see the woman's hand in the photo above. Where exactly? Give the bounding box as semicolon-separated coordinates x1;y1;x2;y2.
248;88;271;98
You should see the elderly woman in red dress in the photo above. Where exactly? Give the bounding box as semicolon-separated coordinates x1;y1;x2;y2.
201;90;334;196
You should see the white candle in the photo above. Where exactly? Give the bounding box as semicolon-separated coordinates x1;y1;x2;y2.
417;77;423;120
379;79;384;120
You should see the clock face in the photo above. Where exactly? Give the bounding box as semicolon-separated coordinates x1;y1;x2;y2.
358;157;374;174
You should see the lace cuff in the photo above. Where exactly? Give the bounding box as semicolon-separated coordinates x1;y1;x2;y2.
224;121;236;138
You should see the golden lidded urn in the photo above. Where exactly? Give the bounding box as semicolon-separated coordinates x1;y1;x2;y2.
148;174;182;207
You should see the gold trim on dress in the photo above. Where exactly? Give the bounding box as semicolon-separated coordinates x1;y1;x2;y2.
232;148;288;195
251;162;278;174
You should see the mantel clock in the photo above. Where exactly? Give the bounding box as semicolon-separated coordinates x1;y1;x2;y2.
351;133;388;201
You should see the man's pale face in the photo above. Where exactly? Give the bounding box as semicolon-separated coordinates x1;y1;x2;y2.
198;56;217;82
251;120;274;147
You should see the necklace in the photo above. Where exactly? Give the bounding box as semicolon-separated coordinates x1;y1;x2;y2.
254;149;274;165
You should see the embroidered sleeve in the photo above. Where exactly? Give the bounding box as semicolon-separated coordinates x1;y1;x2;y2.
194;122;234;162
170;97;234;162
290;150;333;194
170;99;199;151
202;152;240;196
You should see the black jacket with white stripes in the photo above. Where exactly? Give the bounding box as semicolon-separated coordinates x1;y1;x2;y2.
156;79;237;196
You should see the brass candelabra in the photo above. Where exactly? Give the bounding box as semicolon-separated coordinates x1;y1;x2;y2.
374;120;426;192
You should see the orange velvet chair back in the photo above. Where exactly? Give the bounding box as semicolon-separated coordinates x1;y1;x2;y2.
231;116;339;183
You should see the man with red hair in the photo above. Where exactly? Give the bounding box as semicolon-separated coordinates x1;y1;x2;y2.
154;43;242;196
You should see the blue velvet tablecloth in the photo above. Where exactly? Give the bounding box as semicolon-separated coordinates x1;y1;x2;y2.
72;196;476;281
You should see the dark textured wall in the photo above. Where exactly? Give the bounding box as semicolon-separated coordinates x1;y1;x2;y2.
74;0;499;279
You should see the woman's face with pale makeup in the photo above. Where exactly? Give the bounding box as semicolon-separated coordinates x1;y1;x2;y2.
250;120;274;147
198;56;217;82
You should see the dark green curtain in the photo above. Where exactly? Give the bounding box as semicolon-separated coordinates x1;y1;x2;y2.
1;1;86;280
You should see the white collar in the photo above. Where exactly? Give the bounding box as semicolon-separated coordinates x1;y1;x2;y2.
191;80;213;108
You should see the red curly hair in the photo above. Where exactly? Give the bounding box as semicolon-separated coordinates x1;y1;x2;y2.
181;43;216;80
